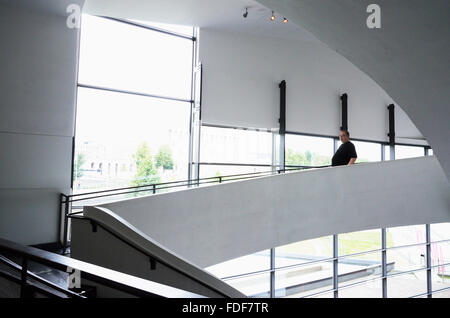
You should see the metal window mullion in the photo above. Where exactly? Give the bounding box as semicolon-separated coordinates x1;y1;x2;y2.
333;234;338;298
270;248;275;298
382;228;387;298
426;224;432;298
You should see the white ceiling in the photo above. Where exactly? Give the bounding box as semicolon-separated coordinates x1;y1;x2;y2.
82;0;320;42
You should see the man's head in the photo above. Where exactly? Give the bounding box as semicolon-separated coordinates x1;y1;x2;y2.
339;129;350;143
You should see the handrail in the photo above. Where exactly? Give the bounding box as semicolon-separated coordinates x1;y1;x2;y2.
61;165;330;252
69;214;242;298
0;237;202;298
0;255;85;298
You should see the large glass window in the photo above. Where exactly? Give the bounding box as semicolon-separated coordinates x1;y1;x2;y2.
78;15;193;99
285;135;334;166
351;141;382;163
199;126;273;178
395;145;425;159
73;15;194;193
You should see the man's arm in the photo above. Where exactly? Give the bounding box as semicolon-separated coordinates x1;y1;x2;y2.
347;158;356;165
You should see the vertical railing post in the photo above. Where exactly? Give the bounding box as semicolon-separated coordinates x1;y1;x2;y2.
20;258;29;298
218;176;222;184
270;248;275;298
152;184;156;194
426;224;432;298
62;194;70;255
387;104;395;160
333;234;338;298
340;93;348;131
279;80;286;172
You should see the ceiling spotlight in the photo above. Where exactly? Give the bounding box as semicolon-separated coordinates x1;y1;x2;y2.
270;11;275;21
283;17;288;24
243;8;248;18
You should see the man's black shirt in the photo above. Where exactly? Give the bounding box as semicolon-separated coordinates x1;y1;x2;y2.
332;141;357;166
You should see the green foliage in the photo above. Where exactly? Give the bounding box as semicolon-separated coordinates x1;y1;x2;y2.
130;143;160;190
155;145;174;170
73;153;85;179
285;148;331;166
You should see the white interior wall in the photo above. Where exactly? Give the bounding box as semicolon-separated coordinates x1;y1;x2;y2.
0;2;82;245
198;28;426;143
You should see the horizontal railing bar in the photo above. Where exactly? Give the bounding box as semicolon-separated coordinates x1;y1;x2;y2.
302;288;338;298
410;286;450;298
65;168;310;203
66;168;290;200
78;83;194;104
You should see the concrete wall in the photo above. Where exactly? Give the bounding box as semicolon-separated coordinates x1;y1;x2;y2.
198;28;426;144
93;156;450;268
0;2;83;244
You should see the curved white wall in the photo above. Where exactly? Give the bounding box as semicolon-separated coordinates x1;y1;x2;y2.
199;28;425;143
95;157;449;268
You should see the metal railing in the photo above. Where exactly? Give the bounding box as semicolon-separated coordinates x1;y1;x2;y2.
0;237;201;298
61;164;330;253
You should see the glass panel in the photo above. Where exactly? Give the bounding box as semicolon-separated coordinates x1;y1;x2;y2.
285;134;334;166
73;87;190;194
428;149;434;156
338;229;381;257
222;272;270;298
431;241;450;291
395;145;425;159
387;270;427;298
200;126;273;165
387;245;427;274
275;261;334;298
199;165;271;180
431;223;450;242
338;278;382;298
275;236;333;268
205;250;270;280
78;15;193;99
386;224;426;248
338;250;382;298
351;141;381;163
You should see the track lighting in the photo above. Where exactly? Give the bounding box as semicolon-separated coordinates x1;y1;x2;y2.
243;8;248;18
283;17;288;24
270;11;275;21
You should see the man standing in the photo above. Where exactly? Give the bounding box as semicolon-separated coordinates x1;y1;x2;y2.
332;130;357;166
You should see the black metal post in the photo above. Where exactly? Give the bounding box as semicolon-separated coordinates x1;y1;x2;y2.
387;104;395;159
20;258;29;298
62;195;70;255
279;81;286;171
340;93;348;131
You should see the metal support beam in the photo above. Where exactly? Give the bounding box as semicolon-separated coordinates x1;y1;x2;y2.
426;224;432;298
340;93;348;131
333;234;338;298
